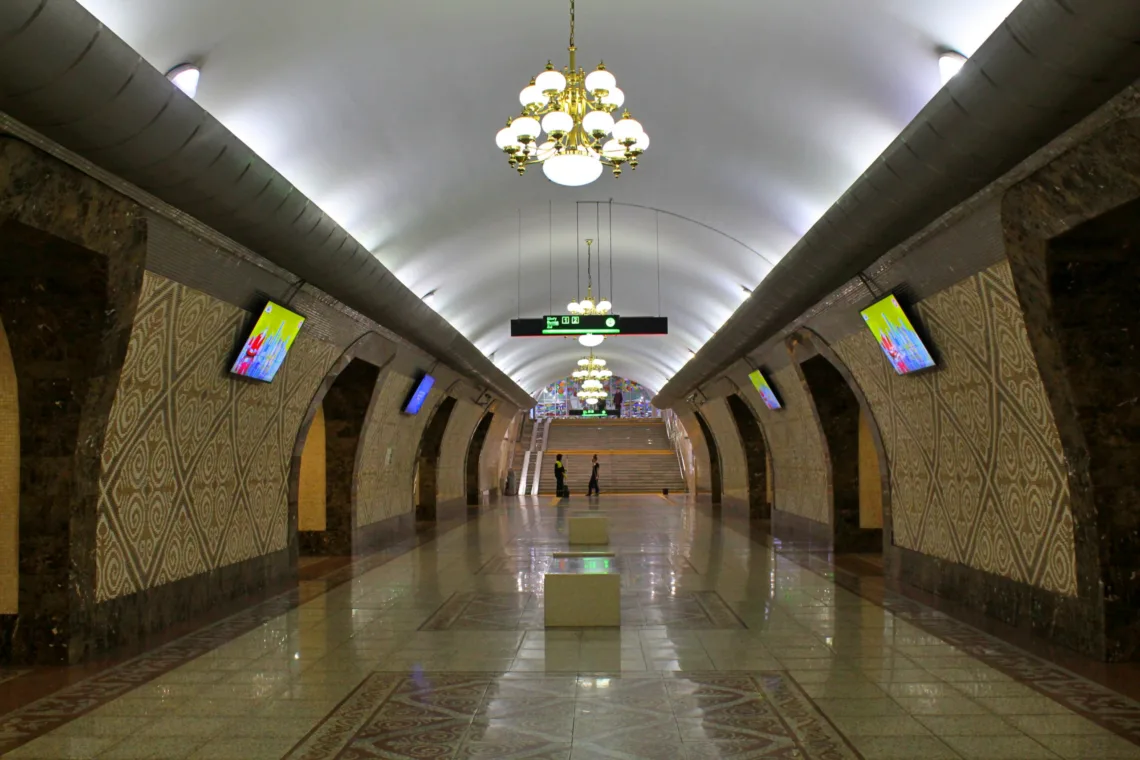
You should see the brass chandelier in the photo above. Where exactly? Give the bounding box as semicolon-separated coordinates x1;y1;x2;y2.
569;238;612;348
494;0;650;187
573;352;612;406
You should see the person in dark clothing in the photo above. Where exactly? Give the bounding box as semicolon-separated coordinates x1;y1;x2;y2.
554;454;567;497
613;389;623;418
588;454;600;496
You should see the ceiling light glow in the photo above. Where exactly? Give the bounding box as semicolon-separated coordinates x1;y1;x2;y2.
166;63;200;99
938;51;967;86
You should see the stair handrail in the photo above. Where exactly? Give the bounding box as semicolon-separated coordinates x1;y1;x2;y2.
663;410;696;494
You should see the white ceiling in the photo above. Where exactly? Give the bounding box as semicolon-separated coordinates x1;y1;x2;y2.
76;0;1020;394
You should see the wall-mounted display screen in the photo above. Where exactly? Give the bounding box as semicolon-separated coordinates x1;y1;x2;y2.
230;301;305;382
403;374;435;415
748;369;782;411
860;294;936;375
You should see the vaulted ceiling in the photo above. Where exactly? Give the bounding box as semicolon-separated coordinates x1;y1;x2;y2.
74;0;1020;394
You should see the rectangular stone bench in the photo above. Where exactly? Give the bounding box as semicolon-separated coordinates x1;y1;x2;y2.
544;556;620;628
568;514;609;545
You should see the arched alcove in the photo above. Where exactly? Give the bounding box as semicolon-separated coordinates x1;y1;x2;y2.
465;412;495;505
0;316;17;615
417;396;457;520
793;332;889;554
296;405;327;533
298;358;379;555
726;393;771;519
693;409;722;505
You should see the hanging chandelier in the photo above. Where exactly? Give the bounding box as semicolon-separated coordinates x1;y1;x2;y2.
573;353;612;406
494;0;650;187
568;238;612;348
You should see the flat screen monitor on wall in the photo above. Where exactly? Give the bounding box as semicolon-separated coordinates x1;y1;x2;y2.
404;374;435;415
748;369;782;411
230;301;305;382
860;294;936;375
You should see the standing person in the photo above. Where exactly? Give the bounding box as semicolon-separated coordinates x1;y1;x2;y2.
613;388;624;418
588;454;600;496
554;454;567;498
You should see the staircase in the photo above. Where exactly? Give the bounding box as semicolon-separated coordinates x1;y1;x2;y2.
539;418;686;494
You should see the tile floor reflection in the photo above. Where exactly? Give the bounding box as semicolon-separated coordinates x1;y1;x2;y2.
5;496;1140;759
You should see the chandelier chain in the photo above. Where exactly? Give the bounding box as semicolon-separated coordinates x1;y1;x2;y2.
569;0;575;49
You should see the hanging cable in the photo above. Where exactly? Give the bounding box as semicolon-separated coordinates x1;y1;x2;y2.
548;199;553;314
595;202;601;298
576;202;581;302
608;199;614;304
656;211;661;317
517;208;522;319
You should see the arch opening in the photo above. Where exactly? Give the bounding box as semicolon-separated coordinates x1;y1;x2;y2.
693;410;722;505
799;353;884;554
298;358;379;556
417;396;457;521
466;412;495;505
1048;200;1140;659
726;393;770;519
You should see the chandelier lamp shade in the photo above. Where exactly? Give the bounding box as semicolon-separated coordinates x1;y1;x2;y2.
494;0;650;187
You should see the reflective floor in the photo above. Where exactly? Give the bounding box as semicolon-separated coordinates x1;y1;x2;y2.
4;496;1140;759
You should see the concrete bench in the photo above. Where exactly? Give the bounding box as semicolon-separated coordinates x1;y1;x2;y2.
544;555;621;628
568;514;609;545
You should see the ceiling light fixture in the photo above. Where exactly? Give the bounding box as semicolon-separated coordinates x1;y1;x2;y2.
573;352;612;405
166;63;201;99
938;50;967;86
567;238;613;347
495;0;649;186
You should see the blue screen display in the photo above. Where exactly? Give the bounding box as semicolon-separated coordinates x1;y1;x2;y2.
404;374;435;414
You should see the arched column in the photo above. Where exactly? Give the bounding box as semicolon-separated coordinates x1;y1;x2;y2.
726;393;771;519
466;412;495;505
416;397;457;521
0;207;146;664
692;409;722;505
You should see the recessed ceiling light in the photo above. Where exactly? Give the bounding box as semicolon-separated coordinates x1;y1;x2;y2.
938;51;967;86
166;63;200;99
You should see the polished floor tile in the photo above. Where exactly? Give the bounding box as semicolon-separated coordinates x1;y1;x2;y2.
1;497;1139;759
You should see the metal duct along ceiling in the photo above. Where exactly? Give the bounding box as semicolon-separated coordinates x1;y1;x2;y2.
0;0;533;409
654;0;1140;408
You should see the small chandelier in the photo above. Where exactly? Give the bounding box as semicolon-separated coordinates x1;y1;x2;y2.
568;238;612;347
494;0;650;187
572;352;612;405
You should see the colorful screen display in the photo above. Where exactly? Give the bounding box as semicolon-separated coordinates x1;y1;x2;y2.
748;369;782;410
230;301;305;382
860;294;936;375
404;374;435;415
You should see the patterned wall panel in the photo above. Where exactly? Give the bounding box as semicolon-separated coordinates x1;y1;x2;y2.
96;273;340;602
355;373;440;527
699;398;748;501
833;262;1077;596
761;366;830;525
436;400;486;503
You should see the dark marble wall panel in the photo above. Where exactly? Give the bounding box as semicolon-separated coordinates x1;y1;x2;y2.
1001;115;1140;659
0;136;147;664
